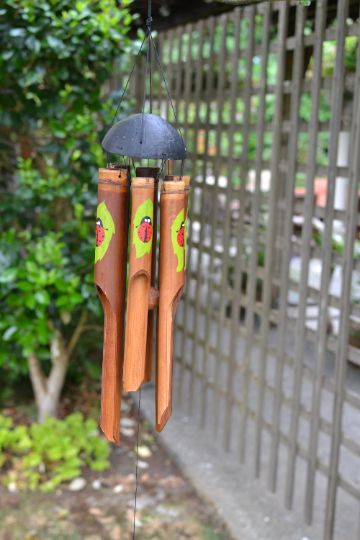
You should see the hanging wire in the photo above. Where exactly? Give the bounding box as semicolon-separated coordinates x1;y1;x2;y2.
131;158;137;176
106;0;186;171
157;159;166;180
132;388;142;540
149;33;184;140
109;32;147;129
180;159;185;178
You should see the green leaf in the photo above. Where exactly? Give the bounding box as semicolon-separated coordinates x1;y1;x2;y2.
47;36;64;50
132;197;154;259
0;267;17;283
3;326;17;341
2;50;14;60
49;120;67;139
56;295;69;307
25;36;41;53
25;294;36;309
94;201;115;263
17;280;34;292
35;290;51;305
171;209;185;272
9;28;27;37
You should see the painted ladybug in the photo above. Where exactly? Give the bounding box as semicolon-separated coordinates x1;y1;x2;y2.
137;216;152;243
96;218;107;247
177;221;185;248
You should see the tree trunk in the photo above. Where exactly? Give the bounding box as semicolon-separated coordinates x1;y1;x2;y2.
27;311;89;423
37;393;60;422
28;330;69;422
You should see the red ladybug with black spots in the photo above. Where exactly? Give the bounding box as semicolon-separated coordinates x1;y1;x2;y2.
96;218;107;247
177;221;185;248
137;216;152;243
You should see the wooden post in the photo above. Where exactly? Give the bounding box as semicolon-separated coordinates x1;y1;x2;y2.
94;165;130;445
156;177;185;432
123;176;155;392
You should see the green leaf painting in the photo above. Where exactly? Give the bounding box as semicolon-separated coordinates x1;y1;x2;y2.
171;209;185;272
132;197;154;259
95;201;115;264
184;207;188;270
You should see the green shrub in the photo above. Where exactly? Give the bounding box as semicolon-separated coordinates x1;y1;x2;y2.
0;0;135;417
0;412;109;492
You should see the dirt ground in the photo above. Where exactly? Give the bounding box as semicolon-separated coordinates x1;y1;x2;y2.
0;391;230;540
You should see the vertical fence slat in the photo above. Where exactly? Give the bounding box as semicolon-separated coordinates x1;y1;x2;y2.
285;0;349;513
222;7;249;450
206;7;241;440
178;19;205;407
324;11;360;539
197;16;216;426
238;3;271;472
302;0;330;521
176;22;192;396
237;4;262;462
242;1;289;463
255;5;306;476
195;13;228;432
265;2;306;488
212;11;242;436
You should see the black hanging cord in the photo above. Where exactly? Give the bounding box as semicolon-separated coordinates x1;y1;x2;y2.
149;33;183;140
109;31;147;129
156;159;166;181
106;0;185;171
107;0;183;143
180;159;185;178
132;387;141;540
148;34;152;114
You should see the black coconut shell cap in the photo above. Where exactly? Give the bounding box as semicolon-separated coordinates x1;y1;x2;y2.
102;113;188;160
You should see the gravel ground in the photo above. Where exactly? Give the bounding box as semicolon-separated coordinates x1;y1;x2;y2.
0;394;230;540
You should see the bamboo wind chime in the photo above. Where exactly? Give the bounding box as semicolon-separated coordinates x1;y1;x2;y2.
94;10;190;444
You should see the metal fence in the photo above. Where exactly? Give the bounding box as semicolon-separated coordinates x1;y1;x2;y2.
133;1;360;538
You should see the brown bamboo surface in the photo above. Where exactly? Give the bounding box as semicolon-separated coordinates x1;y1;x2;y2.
123;177;155;392
156;179;185;432
94;167;130;445
149;286;160;310
135;167;160;384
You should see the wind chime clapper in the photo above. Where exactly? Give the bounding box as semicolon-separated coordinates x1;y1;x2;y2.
96;109;189;443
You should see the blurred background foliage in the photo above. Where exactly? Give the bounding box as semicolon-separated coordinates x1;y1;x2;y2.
0;0;135;409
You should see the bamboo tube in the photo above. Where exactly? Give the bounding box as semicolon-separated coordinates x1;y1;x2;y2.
136;167;160;384
94;165;130;445
156;178;185;432
123;177;155;392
